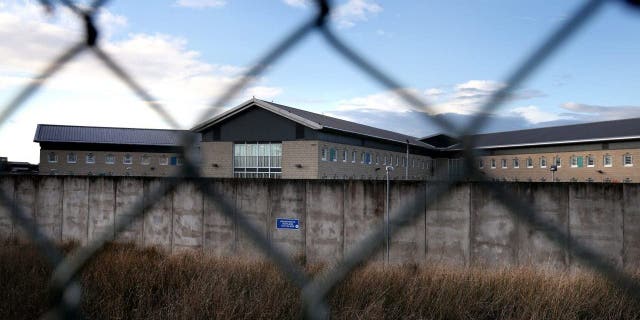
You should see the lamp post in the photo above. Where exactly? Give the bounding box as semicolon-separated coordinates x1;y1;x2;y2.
385;165;394;263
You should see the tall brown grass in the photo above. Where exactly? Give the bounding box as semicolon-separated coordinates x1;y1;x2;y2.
1;241;638;319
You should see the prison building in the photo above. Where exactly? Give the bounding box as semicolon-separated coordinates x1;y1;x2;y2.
34;124;196;177
440;117;640;183
193;98;439;179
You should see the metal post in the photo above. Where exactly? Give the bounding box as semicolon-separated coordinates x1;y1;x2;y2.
385;165;394;263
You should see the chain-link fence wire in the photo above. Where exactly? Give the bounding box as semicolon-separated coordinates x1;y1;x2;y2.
1;0;640;319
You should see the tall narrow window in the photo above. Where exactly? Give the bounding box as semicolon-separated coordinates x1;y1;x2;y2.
491;159;496;169
554;156;561;168
501;159;507;169
343;150;347;162
604;154;612;167
587;155;594;167
513;158;519;168
479;159;484;169
48;152;58;163
67;152;77;164
570;155;578;168
321;148;328;161
624;153;633;167
540;156;547;168
526;158;533;168
329;148;337;162
86;153;95;164
123;154;133;165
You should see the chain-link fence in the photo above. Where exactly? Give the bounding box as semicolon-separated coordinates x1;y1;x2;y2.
1;0;640;319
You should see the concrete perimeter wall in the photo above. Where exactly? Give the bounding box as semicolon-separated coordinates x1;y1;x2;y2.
1;175;639;269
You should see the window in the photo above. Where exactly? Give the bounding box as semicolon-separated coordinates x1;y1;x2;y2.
395;155;399;166
624;153;633;167
540;157;547;168
365;152;372;164
501;159;507;169
86;153;95;164
604;154;612;167
513;158;519;168
361;152;365;164
329;148;337;162
159;155;168;166
570;156;577;167
587;155;594;167
376;154;380;165
48;152;58;163
526;158;533;168
176;157;184;166
67;152;77;164
479;159;484;169
383;155;387;165
352;151;356;163
233;142;282;178
490;159;496;169
105;154;115;164
123;154;133;165
141;154;151;165
321;148;328;161
343;150;347;162
402;157;407;167
554;156;561;168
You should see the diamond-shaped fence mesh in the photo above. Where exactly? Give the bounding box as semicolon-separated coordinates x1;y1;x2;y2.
1;0;640;319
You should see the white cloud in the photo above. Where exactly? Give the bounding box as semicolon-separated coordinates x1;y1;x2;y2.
175;0;227;9
0;1;280;162
335;88;425;113
560;102;640;121
333;0;382;28
283;0;309;8
510;105;563;124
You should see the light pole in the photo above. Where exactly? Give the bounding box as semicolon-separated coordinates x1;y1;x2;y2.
385;165;394;263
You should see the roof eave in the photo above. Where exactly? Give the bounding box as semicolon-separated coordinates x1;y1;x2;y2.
474;135;640;150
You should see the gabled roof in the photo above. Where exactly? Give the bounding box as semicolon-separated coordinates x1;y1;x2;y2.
34;124;196;146
471;117;640;149
192;98;435;149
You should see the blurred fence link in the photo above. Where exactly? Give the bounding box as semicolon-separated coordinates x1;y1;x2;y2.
1;0;640;319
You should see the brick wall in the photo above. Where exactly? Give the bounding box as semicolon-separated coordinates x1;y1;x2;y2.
39;149;182;177
200;142;233;178
282;141;319;179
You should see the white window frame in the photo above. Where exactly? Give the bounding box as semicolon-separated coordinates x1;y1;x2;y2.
604;154;613;167
513;158;519;169
479;159;484;169
321;148;328;161
361;152;365;164
105;154;115;165
67;152;77;164
48;152;58;163
501;159;507;169
329;148;337;162
587;155;595;167
352;151;356;163
141;154;151;165
540;157;547;168
624;153;633;167
555;156;562;168
570;155;578;168
343;150;347;162
490;159;496;169
159;155;168;166
86;153;95;164
526;158;533;168
123;154;133;165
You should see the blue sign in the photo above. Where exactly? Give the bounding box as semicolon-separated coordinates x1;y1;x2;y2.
276;218;300;230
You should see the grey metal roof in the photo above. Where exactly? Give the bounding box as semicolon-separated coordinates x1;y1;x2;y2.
261;100;435;149
34;124;196;146
471;117;640;149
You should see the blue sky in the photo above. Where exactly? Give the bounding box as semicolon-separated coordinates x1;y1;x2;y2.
1;0;640;162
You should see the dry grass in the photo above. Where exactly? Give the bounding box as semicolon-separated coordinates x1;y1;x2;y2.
1;241;639;319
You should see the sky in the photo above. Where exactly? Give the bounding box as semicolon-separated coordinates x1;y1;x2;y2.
1;0;640;163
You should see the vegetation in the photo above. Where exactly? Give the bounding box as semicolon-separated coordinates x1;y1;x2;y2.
1;241;638;319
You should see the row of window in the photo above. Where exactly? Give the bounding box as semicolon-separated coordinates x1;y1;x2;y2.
320;147;428;169
47;152;183;166
480;154;633;169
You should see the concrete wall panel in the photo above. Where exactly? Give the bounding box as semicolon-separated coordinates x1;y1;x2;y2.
470;184;518;266
425;183;470;266
14;177;37;240
623;184;640;268
143;179;172;249
0;177;14;240
517;184;569;268
569;184;624;269
62;177;89;244
234;180;270;258
36;177;62;242
172;181;203;251
389;181;426;264
115;178;144;245
344;181;385;263
88;178;115;242
203;180;236;256
269;180;306;258
305;180;344;263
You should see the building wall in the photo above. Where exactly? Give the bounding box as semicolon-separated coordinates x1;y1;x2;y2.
282;140;319;179
200;142;233;178
39;149;183;177
478;148;640;183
